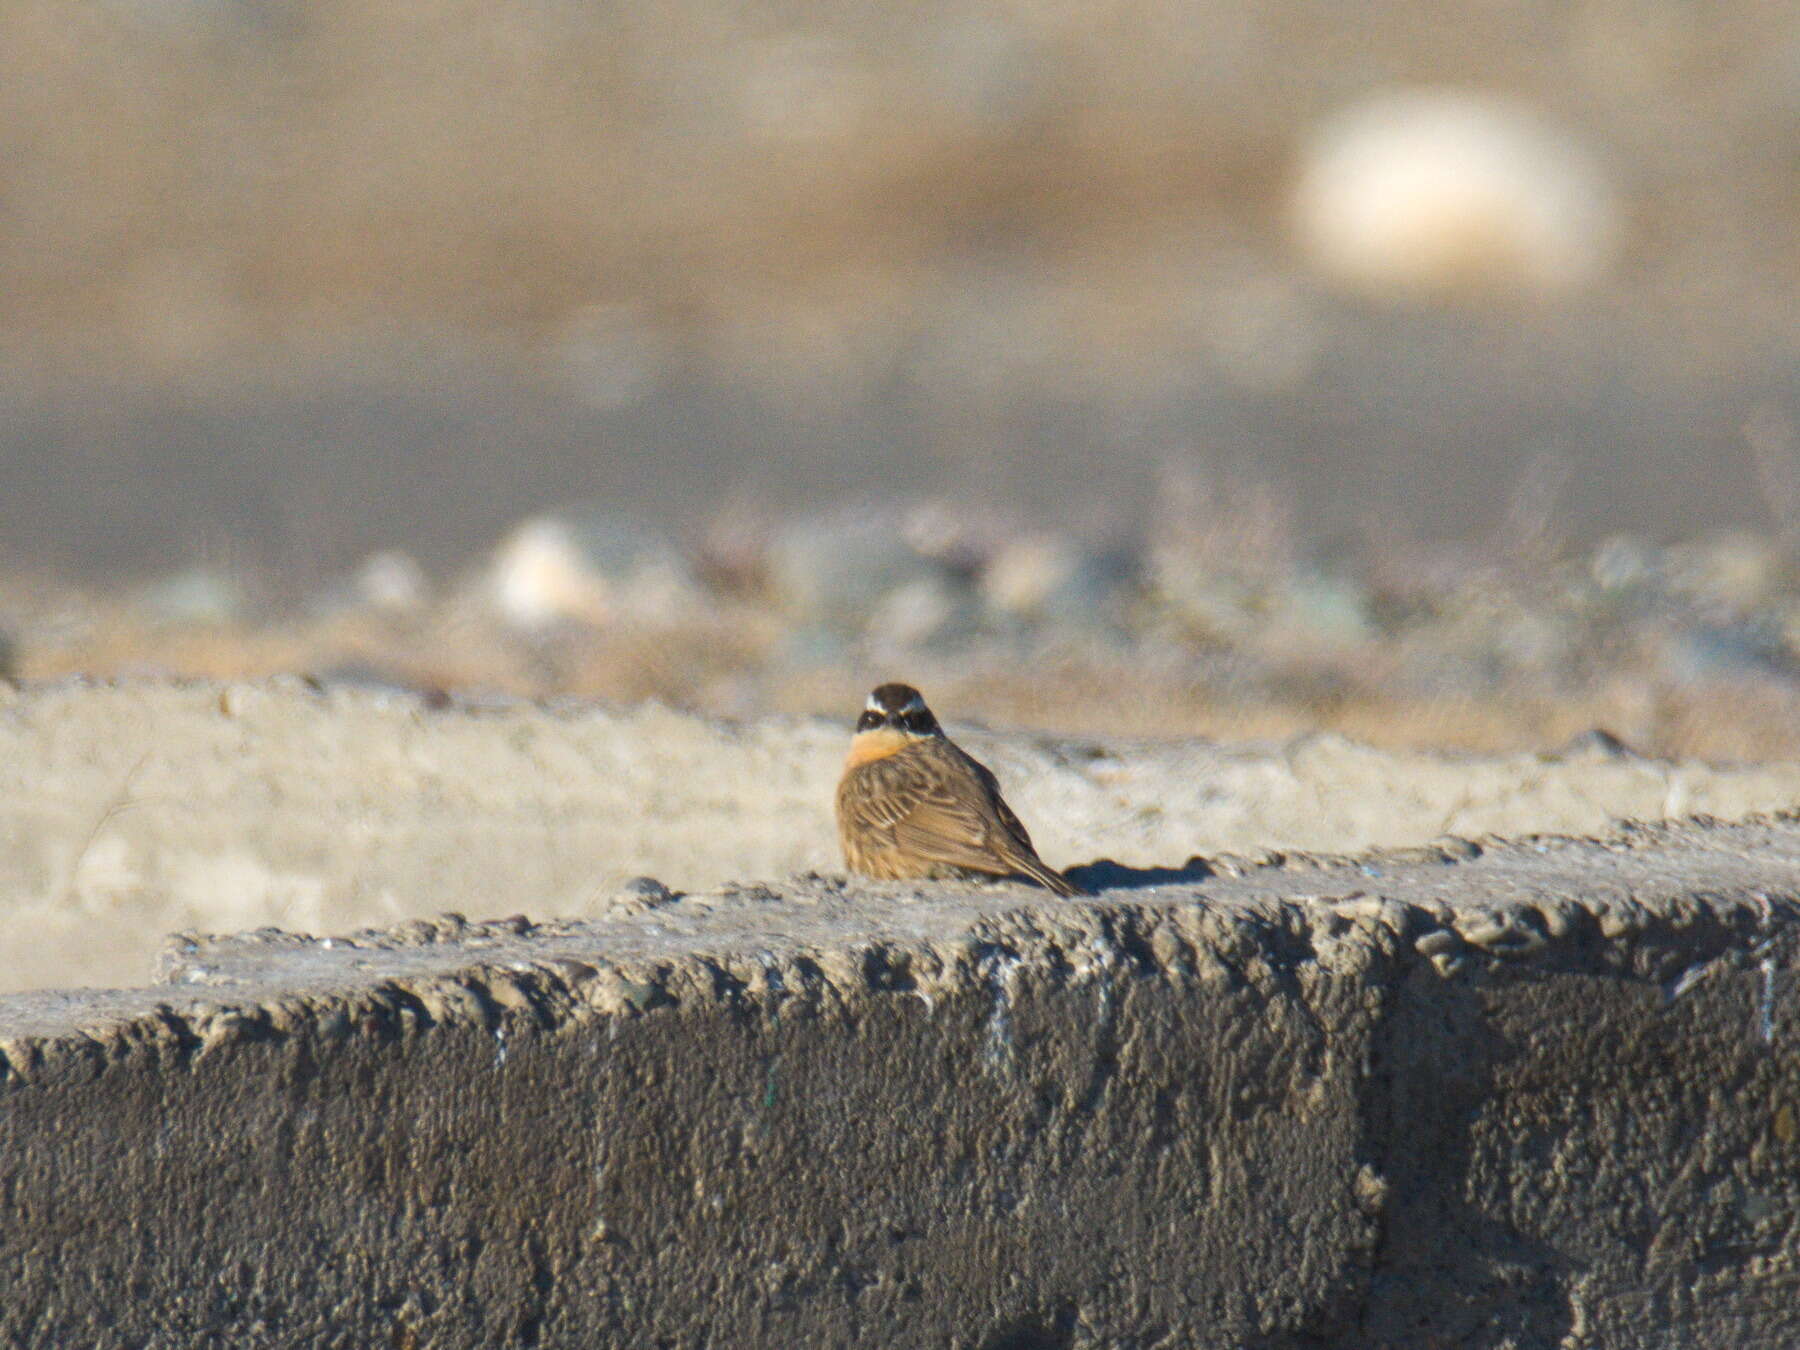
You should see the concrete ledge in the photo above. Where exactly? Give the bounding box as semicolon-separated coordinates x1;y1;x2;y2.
5;817;1800;1346
13;677;1800;994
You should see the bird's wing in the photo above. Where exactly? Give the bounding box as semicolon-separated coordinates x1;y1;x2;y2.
893;796;1018;875
891;744;1052;877
954;747;1082;894
896;762;1081;895
842;745;1014;876
969;755;1037;856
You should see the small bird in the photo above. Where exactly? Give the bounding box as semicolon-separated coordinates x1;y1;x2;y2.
836;682;1082;896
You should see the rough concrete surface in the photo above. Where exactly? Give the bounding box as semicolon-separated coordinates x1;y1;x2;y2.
4;816;1800;1347
8;678;1800;992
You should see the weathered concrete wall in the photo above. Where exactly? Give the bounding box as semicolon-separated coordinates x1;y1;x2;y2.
3;818;1800;1347
11;677;1800;994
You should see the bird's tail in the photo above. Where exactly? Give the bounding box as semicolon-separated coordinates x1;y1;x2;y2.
1011;852;1085;898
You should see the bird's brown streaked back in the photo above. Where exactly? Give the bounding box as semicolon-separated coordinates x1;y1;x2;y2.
836;683;1082;897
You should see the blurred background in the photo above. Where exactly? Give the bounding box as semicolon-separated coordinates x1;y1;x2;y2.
2;0;1799;755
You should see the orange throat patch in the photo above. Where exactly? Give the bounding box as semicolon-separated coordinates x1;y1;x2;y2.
845;727;913;768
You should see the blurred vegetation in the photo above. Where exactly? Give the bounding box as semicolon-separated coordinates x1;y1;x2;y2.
11;486;1800;761
0;0;1796;577
1;0;1797;753
3;0;1793;330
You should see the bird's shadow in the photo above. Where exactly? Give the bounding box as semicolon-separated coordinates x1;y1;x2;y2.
1064;856;1213;893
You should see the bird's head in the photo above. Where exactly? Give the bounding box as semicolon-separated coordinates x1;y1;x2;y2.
854;683;942;739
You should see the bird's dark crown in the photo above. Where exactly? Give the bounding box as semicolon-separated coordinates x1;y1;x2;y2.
856;683;941;735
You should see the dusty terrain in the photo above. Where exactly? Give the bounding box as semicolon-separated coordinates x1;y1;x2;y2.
5;677;1800;993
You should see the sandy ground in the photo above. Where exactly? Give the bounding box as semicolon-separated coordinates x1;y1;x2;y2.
4;678;1800;993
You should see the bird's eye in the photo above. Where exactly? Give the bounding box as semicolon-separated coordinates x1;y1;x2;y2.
856;710;882;731
904;711;935;733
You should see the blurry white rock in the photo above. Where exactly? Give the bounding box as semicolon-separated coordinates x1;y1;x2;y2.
1663;531;1784;611
1590;534;1659;592
865;574;976;651
491;518;607;628
984;535;1077;617
1291;89;1619;299
489;512;696;630
766;509;953;631
138;567;247;626
351;550;429;614
1265;573;1375;648
983;535;1138;628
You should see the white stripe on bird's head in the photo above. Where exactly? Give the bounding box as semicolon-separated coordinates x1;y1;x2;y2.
866;683;929;715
